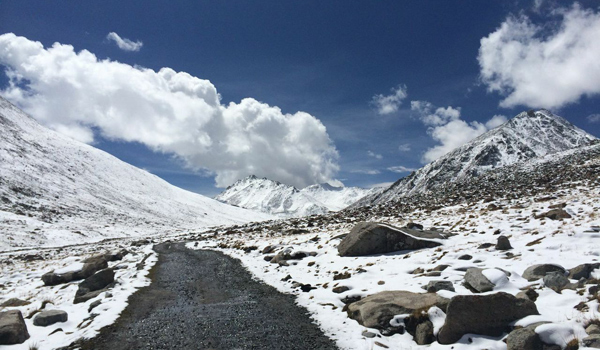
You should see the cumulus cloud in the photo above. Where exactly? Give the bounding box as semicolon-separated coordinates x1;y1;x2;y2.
478;5;600;109
588;114;600;123
0;33;339;188
367;150;383;160
411;100;508;163
371;85;407;115
106;32;143;52
387;165;416;173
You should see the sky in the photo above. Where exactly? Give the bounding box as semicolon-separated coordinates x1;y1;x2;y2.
1;0;599;196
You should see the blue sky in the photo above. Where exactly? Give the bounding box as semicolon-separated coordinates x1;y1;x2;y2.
1;1;599;196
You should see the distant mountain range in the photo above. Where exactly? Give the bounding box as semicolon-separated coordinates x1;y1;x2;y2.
353;109;597;207
215;176;376;218
0;97;272;249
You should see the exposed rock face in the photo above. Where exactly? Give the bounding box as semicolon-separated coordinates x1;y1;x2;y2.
346;290;449;329
522;264;566;281
437;292;539;344
74;268;115;304
42;255;108;286
33;310;68;327
464;268;496;293
0;310;29;345
338;222;445;257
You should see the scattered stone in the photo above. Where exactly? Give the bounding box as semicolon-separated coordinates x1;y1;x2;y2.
569;263;600;280
332;286;350;294
543;272;570;293
341;295;362;305
0;310;29;345
423;280;455;293
406;222;424;230
478;243;494;249
338;222;445;257
261;245;276;254
88;300;102;312
346;290;449;329
33;310;68;327
431;264;450;272
362;330;377;338
516;288;539;302
496;236;513;250
458;254;472;260
464;268;496;293
583;335;600;348
437;292;539;344
333;272;351;280
411;267;425;274
586;324;600;335
536;209;572;220
506;327;543;350
42;255;108;286
300;284;315;293
0;298;30;307
522;264;567;282
74;268;115;304
414;320;435;345
269;248;313;265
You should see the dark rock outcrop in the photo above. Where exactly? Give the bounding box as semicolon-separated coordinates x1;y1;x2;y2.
0;310;29;345
74;268;115;304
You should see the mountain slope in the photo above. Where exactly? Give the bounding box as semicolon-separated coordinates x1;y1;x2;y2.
0;97;272;249
215;176;375;217
354;109;597;207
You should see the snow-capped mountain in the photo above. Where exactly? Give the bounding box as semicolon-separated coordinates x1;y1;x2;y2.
0;97;272;249
354;109;597;207
215;176;375;218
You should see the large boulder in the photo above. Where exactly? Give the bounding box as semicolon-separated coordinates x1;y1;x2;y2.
569;263;600;280
33;310;68;327
522;264;566;282
74;268;115;304
437;292;539;344
0;310;29;345
464;268;496;293
346;290;449;329
506;327;543;350
338;222;445;257
543;272;569;292
42;255;108;286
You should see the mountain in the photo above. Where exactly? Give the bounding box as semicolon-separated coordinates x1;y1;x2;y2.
354;109;597;207
0;97;272;249
215;176;375;217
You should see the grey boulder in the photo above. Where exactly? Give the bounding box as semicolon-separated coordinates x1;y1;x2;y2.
496;236;513;250
74;268;115;304
423;280;455;293
543;272;570;292
569;263;600;280
42;255;108;286
33;310;68;327
464;268;504;293
0;310;29;345
437;292;539;344
522;264;566;282
338;222;445;257
506;327;543;350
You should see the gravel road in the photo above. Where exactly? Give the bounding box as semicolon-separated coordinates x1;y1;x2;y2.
79;242;339;350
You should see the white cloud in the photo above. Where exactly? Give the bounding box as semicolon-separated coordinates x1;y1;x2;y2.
398;143;411;152
411;100;506;163
371;85;407;115
351;169;381;175
588;114;600;123
367;150;383;160
387;165;416;173
478;5;600;109
106;32;143;52
0;33;339;188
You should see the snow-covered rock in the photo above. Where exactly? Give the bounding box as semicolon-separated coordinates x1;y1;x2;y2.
354;109;597;207
215;176;374;218
0;96;272;249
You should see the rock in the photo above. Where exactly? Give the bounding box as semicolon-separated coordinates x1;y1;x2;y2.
33;310;68;327
587;324;600;335
346;290;449;329
414;320;435;345
458;254;472;260
464;268;495;293
406;222;424;230
431;264;450;272
569;263;600;280
516;288;539;302
424;280;455;293
42;255;108;286
478;243;494;249
332;286;350;293
88;300;102;312
0;298;30;307
543;272;569;292
362;330;377;338
333;272;351;280
506;327;543;350
437;292;539;344
0;310;29;345
583;335;600;348
74;268;115;304
496;236;513;250
269;248;311;265
522;264;567;281
338;222;445;257
536;209;572;220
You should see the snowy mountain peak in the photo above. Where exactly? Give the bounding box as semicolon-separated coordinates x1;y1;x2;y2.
353;109;597;207
216;176;375;218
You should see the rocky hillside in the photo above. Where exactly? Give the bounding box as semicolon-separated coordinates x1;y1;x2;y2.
215;175;374;218
0;97;271;249
354;109;596;207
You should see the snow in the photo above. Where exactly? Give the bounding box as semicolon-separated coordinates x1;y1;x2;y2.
536;322;586;349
